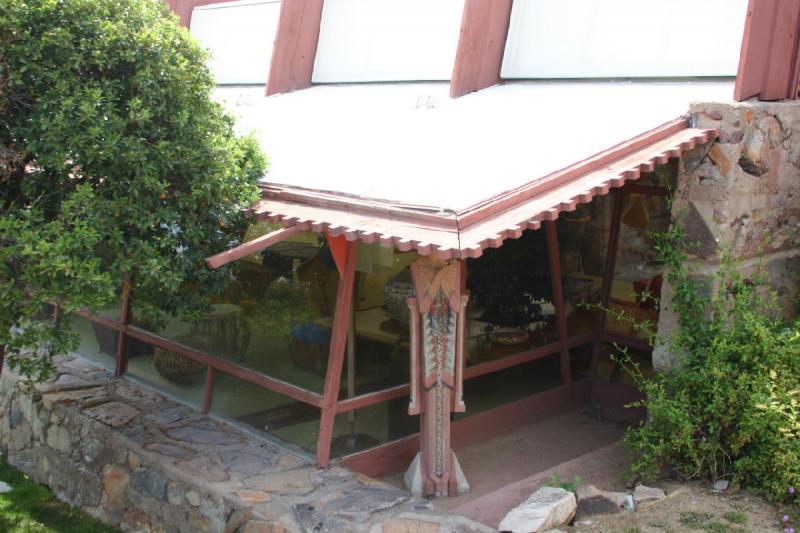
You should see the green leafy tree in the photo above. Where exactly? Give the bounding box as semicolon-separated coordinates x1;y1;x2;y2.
0;0;266;382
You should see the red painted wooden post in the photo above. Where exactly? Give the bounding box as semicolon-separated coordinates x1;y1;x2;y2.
315;239;358;468
202;366;216;414
114;274;133;378
590;189;625;379
266;0;325;96
734;0;800;101
545;221;571;386
405;256;468;497
450;0;513;98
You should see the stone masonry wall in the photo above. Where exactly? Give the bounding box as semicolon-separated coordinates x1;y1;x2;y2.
0;355;492;533
654;99;800;370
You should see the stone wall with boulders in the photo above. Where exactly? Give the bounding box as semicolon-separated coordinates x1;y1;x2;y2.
654;99;800;370
0;355;492;533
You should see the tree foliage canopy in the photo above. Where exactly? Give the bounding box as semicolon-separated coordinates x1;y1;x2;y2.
0;0;266;381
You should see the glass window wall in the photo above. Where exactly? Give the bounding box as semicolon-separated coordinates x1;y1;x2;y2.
210;373;321;453
464;229;557;366
557;195;614;337
338;243;417;401
135;226;339;394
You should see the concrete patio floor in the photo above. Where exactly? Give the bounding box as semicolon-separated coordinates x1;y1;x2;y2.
385;406;635;528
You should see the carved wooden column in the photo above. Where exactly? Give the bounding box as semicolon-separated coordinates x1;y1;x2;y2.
403;255;469;497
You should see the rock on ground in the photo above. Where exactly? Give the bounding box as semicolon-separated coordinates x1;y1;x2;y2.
712;479;730;492
499;486;577;533
575;484;628;519
633;484;666;505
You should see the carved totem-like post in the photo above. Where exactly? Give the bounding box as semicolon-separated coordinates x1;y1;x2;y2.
404;255;469;497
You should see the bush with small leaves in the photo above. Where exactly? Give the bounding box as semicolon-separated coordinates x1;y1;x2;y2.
0;0;266;382
616;219;800;504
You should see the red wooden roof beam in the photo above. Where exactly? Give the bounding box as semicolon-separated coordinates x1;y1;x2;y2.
205;225;304;269
450;0;513;98
735;0;800;101
266;0;325;96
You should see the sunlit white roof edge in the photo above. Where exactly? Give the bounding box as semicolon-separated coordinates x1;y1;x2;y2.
215;79;734;212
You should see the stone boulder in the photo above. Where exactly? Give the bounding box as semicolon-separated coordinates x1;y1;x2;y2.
633;484;666;505
499;486;577;532
575;484;629;519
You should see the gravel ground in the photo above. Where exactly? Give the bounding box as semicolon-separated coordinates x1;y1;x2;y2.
568;479;792;533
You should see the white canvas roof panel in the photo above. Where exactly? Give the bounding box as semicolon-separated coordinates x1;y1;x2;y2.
214;80;733;212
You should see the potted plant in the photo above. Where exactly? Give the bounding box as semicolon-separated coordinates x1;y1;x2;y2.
466;229;553;340
256;277;326;374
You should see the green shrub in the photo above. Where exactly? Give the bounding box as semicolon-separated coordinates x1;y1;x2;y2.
619;222;800;504
0;0;266;381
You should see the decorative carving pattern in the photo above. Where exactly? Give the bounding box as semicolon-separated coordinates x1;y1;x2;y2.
404;256;468;497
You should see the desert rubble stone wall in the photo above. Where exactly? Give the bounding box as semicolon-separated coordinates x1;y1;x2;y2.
0;355;492;533
654;99;800;370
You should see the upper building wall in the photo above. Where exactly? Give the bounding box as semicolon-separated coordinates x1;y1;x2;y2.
501;0;748;79
178;0;760;95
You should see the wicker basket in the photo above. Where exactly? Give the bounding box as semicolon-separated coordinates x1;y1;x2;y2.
152;305;252;384
153;333;211;384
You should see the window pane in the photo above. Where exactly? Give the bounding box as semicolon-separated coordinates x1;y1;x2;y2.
97;290;123;321
465;229;557;366
558;194;614;337
126;343;204;410
608;187;670;340
136;227;339;394
455;354;563;421
595;343;655;385
70;314;119;372
339;243;417;401
211;373;321;453
642;161;678;188
570;343;594;381
331;401;418;458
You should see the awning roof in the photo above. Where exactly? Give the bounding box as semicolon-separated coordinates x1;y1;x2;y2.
214;81;725;259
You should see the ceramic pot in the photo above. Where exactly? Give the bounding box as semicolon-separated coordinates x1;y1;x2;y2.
288;324;330;376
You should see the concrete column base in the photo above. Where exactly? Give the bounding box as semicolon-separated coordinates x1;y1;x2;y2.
403;451;470;497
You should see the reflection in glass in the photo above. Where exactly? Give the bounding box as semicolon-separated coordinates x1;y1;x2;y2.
570;343;594;380
465;229;556;365
330;401;418;458
454;354;562;420
126;347;204;410
558;195;613;337
211;373;321;452
134;227;339;393
594;343;654;384
70;314;119;372
607;189;670;339
337;243;417;402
